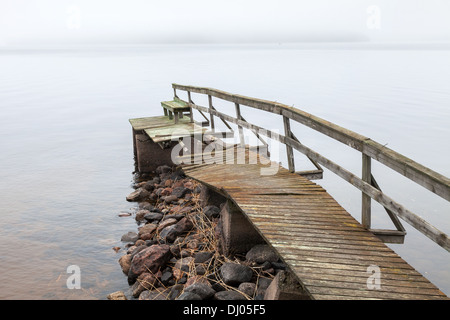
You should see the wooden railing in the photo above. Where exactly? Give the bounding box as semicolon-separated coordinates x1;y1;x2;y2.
172;83;450;252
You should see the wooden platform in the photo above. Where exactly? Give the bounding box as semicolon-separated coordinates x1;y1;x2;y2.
129;116;207;143
182;147;448;300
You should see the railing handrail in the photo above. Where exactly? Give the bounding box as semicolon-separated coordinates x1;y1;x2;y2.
172;83;450;202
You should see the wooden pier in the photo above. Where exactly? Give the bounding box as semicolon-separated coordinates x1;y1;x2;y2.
129;84;450;300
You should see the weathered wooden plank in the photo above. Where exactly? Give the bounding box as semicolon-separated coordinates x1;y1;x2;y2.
305;286;448;300
129;116;190;131
285;259;426;277
289;264;434;284
302;278;445;296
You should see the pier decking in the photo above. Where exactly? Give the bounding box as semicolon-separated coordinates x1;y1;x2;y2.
181;149;447;299
129;84;450;299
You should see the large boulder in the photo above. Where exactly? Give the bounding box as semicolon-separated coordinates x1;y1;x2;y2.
127;244;172;285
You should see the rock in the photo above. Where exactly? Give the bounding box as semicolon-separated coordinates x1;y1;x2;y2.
194;251;214;264
156;165;172;174
261;261;272;270
184;181;194;189
107;291;127;300
157;218;178;232
138;223;157;238
135;209;150;221
139;232;155;241
121;231;138;243
118;254;132;275
163;213;184;221
184;283;216;300
164;195;178;203
126;188;150;202
159;224;177;242
167;284;184;300
169;169;184;181
161;187;172;196
132;272;158;298
129;245;147;258
255;277;272;298
173;257;194;280
143;181;155;192
194;264;206;275
118;212;131;217
271;261;287;270
144;212;163;223
112;246;121;253
135;239;146;247
185;275;210;287
245;244;279;264
176;292;202;300
140;202;156;210
139;287;170;300
155;188;164;197
128;244;172;285
204;205;220;219
214;290;247;300
160;271;173;286
238;282;256;298
220;263;253;286
171;187;191;198
186;239;199;249
162;217;194;243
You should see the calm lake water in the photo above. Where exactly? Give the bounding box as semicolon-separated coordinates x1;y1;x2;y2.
0;43;449;299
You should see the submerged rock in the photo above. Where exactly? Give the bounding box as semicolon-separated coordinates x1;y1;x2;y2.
121;231;138;243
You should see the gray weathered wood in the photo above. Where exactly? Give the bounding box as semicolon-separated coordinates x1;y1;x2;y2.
283;115;295;173
362;154;372;229
235;103;245;147
208;95;215;131
172;84;450;202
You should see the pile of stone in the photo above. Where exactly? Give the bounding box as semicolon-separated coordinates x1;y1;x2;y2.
109;165;288;300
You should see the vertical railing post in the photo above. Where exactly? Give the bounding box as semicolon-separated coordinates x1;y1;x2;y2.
208;94;215;132
283;115;295;173
187;91;194;123
362;154;372;229
173;87;178;99
234;103;245;147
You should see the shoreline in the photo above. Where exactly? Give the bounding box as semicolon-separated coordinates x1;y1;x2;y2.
108;165;287;300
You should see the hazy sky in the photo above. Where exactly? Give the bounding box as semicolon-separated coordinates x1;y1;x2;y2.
1;0;450;45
